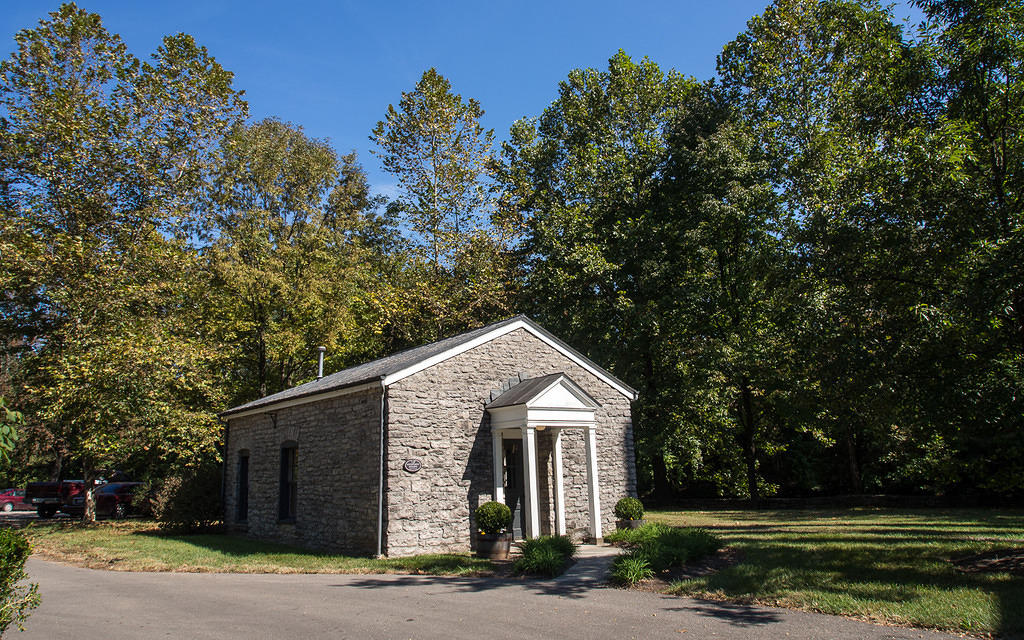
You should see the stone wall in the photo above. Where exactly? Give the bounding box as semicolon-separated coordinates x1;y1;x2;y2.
384;328;636;556
224;388;381;555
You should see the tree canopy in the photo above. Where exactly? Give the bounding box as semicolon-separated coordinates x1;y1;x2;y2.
1;0;1022;508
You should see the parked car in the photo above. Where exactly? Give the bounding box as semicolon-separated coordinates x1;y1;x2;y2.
94;482;143;519
26;479;102;517
0;488;32;512
25;480;83;517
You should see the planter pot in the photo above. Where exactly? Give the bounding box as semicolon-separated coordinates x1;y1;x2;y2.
476;533;512;560
617;519;647;530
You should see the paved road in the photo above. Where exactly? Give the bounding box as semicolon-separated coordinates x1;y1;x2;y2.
19;558;959;640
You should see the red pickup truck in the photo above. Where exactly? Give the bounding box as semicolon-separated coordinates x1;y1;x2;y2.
24;480;87;518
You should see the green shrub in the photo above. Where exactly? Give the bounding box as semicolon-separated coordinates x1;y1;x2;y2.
0;529;39;633
606;521;664;545
513;535;578;577
614;497;644;521
607;523;721;584
153;464;223;532
611;552;654;586
129;481;156;518
474;501;512;535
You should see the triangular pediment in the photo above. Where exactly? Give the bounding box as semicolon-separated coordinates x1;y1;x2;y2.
486;373;600;410
528;376;599;409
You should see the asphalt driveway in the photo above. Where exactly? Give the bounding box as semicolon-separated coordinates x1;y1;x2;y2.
19;558;960;640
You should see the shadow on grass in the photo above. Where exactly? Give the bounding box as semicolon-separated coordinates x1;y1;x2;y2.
128;528;492;574
655;508;1024;527
672;527;1024;636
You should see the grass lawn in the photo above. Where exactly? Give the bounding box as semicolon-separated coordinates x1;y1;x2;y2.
651;508;1024;636
24;520;494;576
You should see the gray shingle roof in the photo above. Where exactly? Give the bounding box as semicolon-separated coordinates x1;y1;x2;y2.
221;314;636;418
485;373;566;409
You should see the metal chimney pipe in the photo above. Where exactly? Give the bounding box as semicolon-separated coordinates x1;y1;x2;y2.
317;346;327;380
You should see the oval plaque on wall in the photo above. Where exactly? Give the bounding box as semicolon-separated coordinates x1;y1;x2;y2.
403;459;422;473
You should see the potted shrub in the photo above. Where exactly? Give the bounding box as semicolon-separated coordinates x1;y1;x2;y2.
614;497;646;530
474;501;512;559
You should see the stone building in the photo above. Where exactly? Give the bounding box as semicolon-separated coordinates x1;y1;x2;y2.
220;315;637;557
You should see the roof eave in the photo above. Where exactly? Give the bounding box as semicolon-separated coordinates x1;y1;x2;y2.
219;377;385;420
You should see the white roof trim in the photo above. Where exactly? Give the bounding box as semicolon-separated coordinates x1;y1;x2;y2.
382;319;637;400
223;381;383;420
526;375;600;409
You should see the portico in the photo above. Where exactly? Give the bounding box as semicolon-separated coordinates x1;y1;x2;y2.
486;373;603;542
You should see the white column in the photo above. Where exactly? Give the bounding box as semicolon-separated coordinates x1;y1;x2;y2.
521;425;540;539
584;425;602;542
491;430;504;504
553;428;566;536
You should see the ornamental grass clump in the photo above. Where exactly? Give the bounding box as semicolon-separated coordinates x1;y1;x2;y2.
611;553;654;585
513;535;578;577
608;523;721;586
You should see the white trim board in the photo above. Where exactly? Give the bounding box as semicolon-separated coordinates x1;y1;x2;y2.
382;319;638;401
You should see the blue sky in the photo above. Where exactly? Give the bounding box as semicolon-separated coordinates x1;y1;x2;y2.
2;1;922;196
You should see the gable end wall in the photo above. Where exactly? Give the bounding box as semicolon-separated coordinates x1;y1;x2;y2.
384;327;635;556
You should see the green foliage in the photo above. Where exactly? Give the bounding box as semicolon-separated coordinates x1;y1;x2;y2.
474;501;511;535
0;529;39;633
502;51;793;501
614;497;645;521
610;553;654;586
152;463;223;533
665;508;1024;636
609;523;721;585
0;398;22;463
0;3;245;518
208;119;388;402
371;68;516;344
1;0;1022;514
608;523;721;563
513;536;577;577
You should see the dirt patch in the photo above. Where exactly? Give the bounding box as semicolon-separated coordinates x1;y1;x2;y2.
627;546;742;592
953;548;1024;575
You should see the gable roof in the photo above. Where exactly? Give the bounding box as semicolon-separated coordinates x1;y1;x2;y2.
485;373;600;410
221;315;637;419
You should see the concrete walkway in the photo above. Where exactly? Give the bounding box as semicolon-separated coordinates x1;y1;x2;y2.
555;542;621;587
18;557;963;640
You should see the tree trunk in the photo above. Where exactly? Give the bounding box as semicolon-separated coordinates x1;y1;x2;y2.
82;462;97;523
845;429;861;494
257;324;267;398
50;450;63;482
651;451;672;506
739;376;760;506
1014;288;1024;357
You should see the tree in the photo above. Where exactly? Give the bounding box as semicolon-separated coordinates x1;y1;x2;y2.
658;87;797;503
909;0;1024;492
208;119;387;403
371;69;515;343
718;0;944;493
502;51;800;501
0;4;245;520
500;51;691;499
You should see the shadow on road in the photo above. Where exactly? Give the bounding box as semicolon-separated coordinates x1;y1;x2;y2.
668;598;784;627
334;573;609;599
